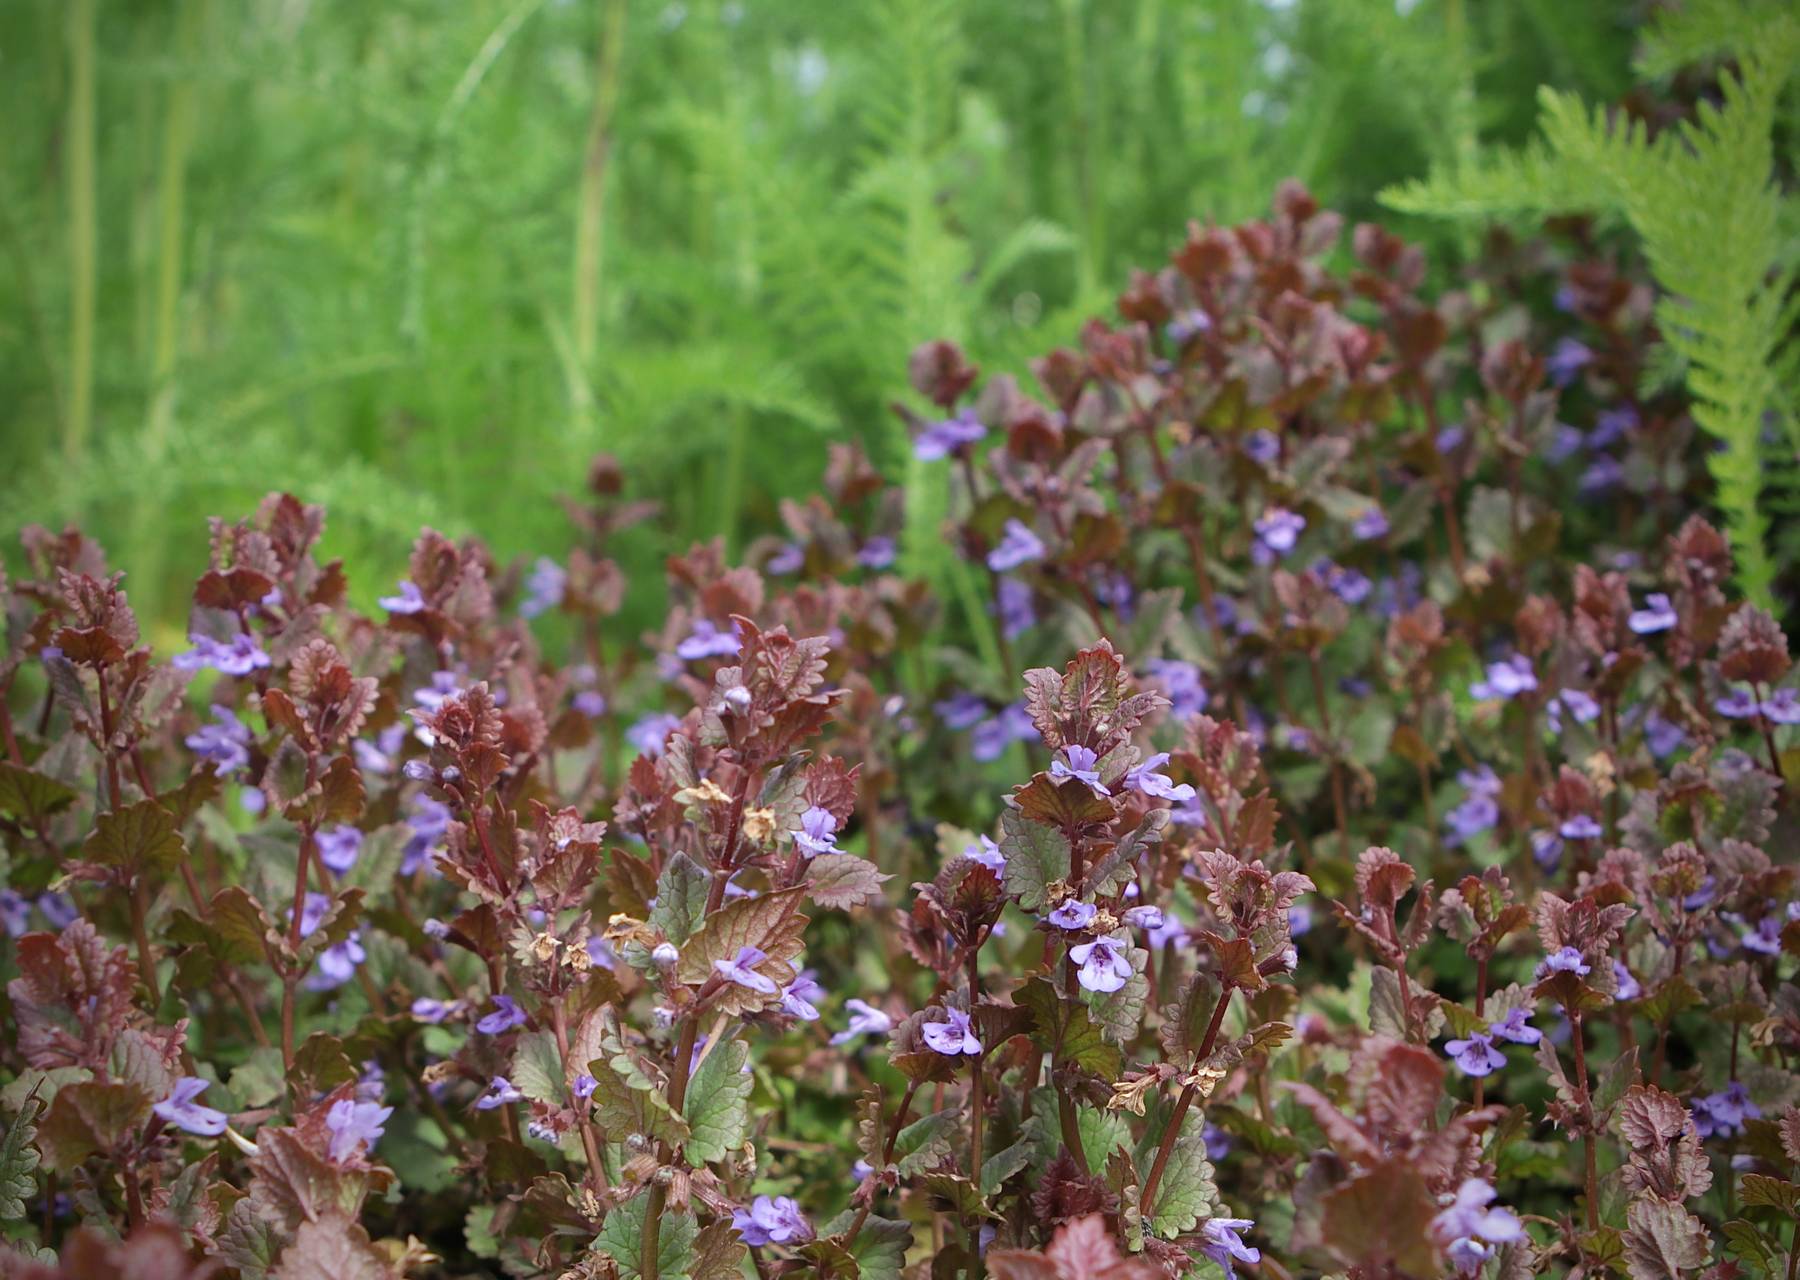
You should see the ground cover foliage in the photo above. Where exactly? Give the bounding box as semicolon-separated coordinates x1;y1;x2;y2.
2;164;1800;1280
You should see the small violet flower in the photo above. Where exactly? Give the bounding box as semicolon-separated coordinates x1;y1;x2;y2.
325;1098;393;1162
913;408;986;462
733;1195;813;1247
962;836;1006;875
153;1077;229;1137
1252;508;1305;563
1049;744;1109;796
1443;1030;1506;1078
1628;593;1678;635
315;824;363;875
185;706;252;775
1126;752;1196;803
1045;899;1098;931
1691;1082;1760;1140
626;712;682;758
921;1008;983;1057
172;633;271;677
1199;1218;1261;1280
714;946;778;995
1536;946;1592;978
520;557;567;618
477;995;529;1035
676;618;741;661
1431;1179;1524;1274
831;999;894;1046
792;806;842;856
475;1077;524;1111
987;519;1046;573
1470;655;1537;701
1069;935;1133;993
378;580;428;614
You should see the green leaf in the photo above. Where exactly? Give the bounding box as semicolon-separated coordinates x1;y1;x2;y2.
1159;972;1222;1066
998;809;1069;912
980;1136;1035;1197
1740;1173;1800;1216
675;886;807;1015
0;1099;42;1220
804;854;889;909
817;1212;913;1280
893;1108;959;1176
37;1080;152;1172
0;764;76;826
1147;1132;1218;1238
512;1030;566;1106
1083;808;1166;898
1016;978;1122;1077
465;1204;501;1260
82;798;186;875
596;1191;697;1280
229;1048;289;1110
682;1036;752;1167
1623;1194;1709;1279
1076;1105;1129;1170
649;853;709;945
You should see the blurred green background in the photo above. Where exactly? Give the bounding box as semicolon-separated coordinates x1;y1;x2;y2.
0;0;1639;639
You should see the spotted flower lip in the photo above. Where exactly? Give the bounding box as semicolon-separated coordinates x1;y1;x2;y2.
1069;935;1133;993
1049;744;1110;795
714;945;779;995
1536;946;1591;978
1045;899;1098;931
1443;1031;1506;1077
153;1077;229;1136
792;806;841;856
920;1008;983;1056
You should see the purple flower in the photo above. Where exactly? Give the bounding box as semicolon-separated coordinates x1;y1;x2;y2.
996;576;1036;638
963;836;1006;875
1590;405;1637;448
1166;309;1212;345
1531;830;1563;872
587;937;618;970
1629;593;1678;635
379;580;428;614
1045;900;1098;931
921;1008;983;1056
1537;946;1591;978
971;703;1035;762
354;723;407;775
1443;1031;1506;1077
1549;688;1601;732
1287;903;1313;937
1445;766;1501;843
186;706;253;775
1144;658;1208;719
1049;744;1109;795
1125;905;1166;933
1764;689;1800;725
914;408;986;462
1126;752;1196;803
305;933;366;991
1471;655;1537;701
714;946;778;995
793;806;841;856
1742;914;1784;956
411;997;454;1023
0;892;31;938
1432;1180;1524;1270
154;1077;228;1136
477;995;528;1035
36;892;77;931
1560;813;1603;841
412;670;463;714
1683;876;1717;912
401;795;453;877
781;970;824;1021
1691;1081;1760;1139
1546;337;1593;386
1199;1218;1260;1280
1716;686;1759;719
1316;559;1373;605
1580;456;1624;494
1643;709;1685;758
172;633;271;677
1243;430;1280;464
1147;912;1190;950
987;519;1046;573
573;1073;598;1099
831;999;894;1046
1436;424;1467;454
677;619;742;661
1252;508;1306;562
732;1195;813;1247
1487;1008;1540;1045
857;537;896;570
475;1076;524;1110
573;690;608;718
1546;422;1585;462
326;1098;392;1162
1070;935;1133;993
1203;1123;1233;1160
1613;962;1640;1000
521;558;567;618
627;712;682;757
767;542;805;574
935;692;989;731
1352;505;1390;540
316;824;363;875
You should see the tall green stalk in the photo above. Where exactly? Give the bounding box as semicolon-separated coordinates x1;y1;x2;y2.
65;0;97;465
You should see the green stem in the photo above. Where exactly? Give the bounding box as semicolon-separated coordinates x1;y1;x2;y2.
65;0;98;464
